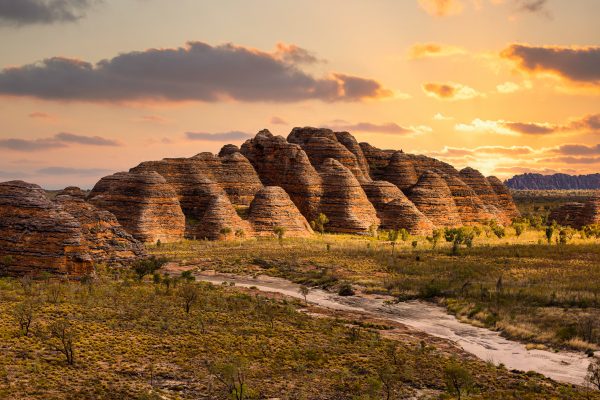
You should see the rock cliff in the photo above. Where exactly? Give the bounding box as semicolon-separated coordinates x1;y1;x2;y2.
248;186;313;237
506;173;600;190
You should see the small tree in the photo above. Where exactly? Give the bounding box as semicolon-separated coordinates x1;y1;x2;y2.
513;223;526;238
273;226;286;247
207;357;248;400
48;318;76;365
220;227;232;239
181;270;196;282
444;360;473;400
545;225;555;244
13;299;39;336
426;229;444;249
311;213;329;234
299;285;310;305
586;357;600;390
235;229;245;247
133;256;168;281
388;230;400;255
179;283;200;314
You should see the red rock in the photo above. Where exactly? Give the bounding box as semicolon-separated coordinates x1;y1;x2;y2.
549;202;586;227
576;196;600;228
88;171;185;243
248;186;313;237
362;181;433;234
0;181;92;276
359;142;395;180
407;171;462;228
288;127;370;183
218;144;240;157
55;191;147;264
443;174;495;224
487;176;521;221
382;151;419;191
317;158;379;234
241;129;323;221
459;168;508;224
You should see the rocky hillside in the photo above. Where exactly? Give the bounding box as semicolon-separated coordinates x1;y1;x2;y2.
506;173;600;190
1;127;520;275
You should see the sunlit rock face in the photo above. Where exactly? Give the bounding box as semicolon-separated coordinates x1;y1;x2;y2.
362;181;434;235
458;168;510;224
317;158;380;234
487;176;520;221
248;186;313;237
407;171;463;228
54;190;147;264
443;174;495;225
0;181;92;276
88;171;186;243
549;202;586;227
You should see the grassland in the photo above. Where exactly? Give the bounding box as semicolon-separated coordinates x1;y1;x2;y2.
3;270;596;399
152;226;600;354
511;189;600;217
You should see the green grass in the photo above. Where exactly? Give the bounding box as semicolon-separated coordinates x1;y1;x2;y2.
0;272;597;399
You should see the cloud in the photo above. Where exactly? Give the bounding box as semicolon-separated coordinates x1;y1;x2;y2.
54;132;119;146
136;115;168;124
36;166;112;176
0;41;391;103
431;145;534;158
551;144;600;156
514;0;549;14
0;132;119;151
493;166;567;175
185;131;253;142
418;0;464;16
270;116;287;125
28;111;54;119
501;44;600;86
0;0;97;26
433;112;454;121
423;82;482;100
455;114;600;136
496;81;520;93
327;122;431;135
541;156;600;165
409;43;465;59
274;43;320;65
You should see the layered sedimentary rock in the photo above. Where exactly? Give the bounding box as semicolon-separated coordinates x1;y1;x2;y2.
248;186;313;237
88;171;185;243
443;174;495;224
359;142;395;180
0;181;92;276
362;181;434;234
487;176;520;221
218;144;240;157
59;186;87;199
549;202;586;227
382;151;419;191
459;168;508;224
317;159;379;233
55;191;147;263
577;196;600;227
288;127;370;183
506;173;600;190
407;171;462;228
132;152;262;207
241;129;323;220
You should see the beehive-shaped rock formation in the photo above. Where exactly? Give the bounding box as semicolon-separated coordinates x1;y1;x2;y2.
0;181;92;276
549;202;586;227
362;181;434;234
487;176;520;221
55;191;147;263
443;174;495;224
577;196;600;228
459;168;508;224
359;142;395;180
288;127;370;183
407;171;462;228
248;186;313;237
88;171;185;243
241;130;323;220
317;159;379;233
382;151;419;191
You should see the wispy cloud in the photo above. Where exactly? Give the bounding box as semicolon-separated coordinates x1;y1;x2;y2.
36;166;113;176
408;43;465;59
0;0;99;26
0;132;120;151
423;82;482;100
418;0;464;17
455;114;600;136
327;121;431;135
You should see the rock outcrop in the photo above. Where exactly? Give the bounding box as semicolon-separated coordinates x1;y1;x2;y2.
88;171;186;243
459;168;508;224
0;181;92;276
288;127;370;183
549;202;586;227
487;176;520;222
248;186;313;237
407;171;462;228
577;196;600;228
382;152;419;191
55;191;147;263
241;129;323;220
362;181;434;234
318;159;379;233
359;142;395;180
443;174;494;224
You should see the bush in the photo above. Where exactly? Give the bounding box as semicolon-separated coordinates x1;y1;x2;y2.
338;283;355;296
133;256;169;281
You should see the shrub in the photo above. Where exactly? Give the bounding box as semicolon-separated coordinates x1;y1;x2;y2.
338;283;355;296
133;256;169;281
311;213;329;234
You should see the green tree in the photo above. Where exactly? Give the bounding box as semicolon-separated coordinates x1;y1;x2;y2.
426;229;444;249
388;230;400;255
444;360;473;400
273;226;286;246
299;285;310;305
207;357;248;400
133;256;168;281
13;299;39;336
545;225;555;244
178;283;200;314
48;318;76;365
311;213;329;234
513;223;526;238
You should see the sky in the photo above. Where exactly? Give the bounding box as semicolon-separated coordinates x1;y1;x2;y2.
0;0;598;189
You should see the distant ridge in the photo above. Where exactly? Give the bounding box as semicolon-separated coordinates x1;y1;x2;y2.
505;173;600;190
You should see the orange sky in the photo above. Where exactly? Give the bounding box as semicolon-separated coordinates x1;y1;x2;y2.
0;0;598;188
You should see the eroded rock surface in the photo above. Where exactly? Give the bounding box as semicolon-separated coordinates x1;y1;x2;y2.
88;171;185;243
0;181;92;276
407;171;462;228
248;186;313;237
